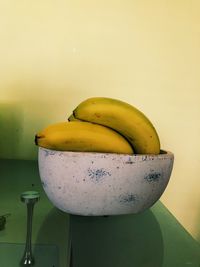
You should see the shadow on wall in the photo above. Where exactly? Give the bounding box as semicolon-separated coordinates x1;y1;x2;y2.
196;212;200;244
70;209;164;267
0;80;88;160
0;102;23;159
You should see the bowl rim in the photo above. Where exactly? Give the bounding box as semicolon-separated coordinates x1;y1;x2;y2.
38;147;174;159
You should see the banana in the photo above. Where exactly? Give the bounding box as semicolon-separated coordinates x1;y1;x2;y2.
68;113;80;121
35;121;133;154
72;97;160;154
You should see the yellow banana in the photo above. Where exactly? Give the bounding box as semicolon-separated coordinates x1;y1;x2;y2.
72;97;160;154
68;113;80;121
35;121;133;154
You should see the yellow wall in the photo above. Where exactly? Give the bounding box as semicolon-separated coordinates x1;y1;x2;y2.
0;0;200;242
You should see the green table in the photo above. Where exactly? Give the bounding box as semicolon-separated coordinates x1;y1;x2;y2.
0;159;200;267
70;204;200;267
0;159;69;267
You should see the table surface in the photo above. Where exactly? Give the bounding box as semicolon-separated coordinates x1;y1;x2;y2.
0;159;69;267
0;158;200;267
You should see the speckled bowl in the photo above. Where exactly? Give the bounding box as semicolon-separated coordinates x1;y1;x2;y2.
38;147;174;216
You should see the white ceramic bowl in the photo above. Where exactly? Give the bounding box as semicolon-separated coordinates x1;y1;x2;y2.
38;147;174;216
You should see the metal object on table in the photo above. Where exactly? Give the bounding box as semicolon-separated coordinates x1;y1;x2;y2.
20;191;40;266
0;213;11;231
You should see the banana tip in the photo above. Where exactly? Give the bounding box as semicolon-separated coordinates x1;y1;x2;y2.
35;134;45;146
34;135;38;145
35;134;44;145
72;110;77;118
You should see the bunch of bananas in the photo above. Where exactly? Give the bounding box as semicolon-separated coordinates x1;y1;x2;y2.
35;97;160;154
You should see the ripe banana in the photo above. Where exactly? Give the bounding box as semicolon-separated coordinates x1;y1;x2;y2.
72;97;160;154
35;121;133;154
